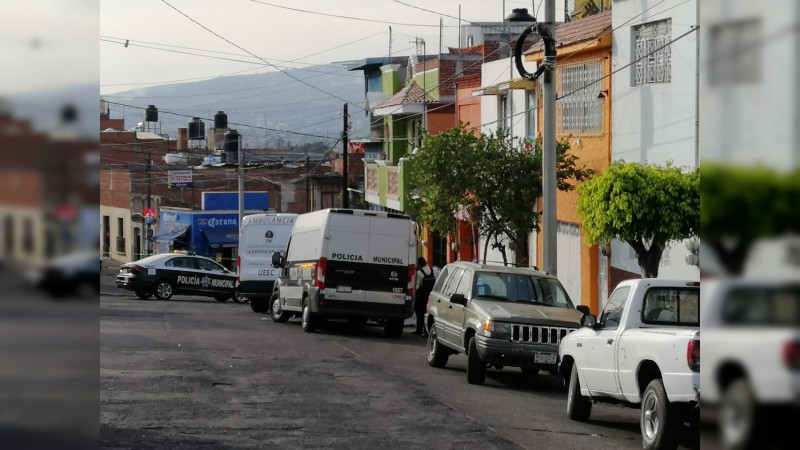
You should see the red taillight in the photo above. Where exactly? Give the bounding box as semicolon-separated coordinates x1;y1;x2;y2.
783;341;800;371
129;264;143;273
687;339;700;372
407;264;416;298
236;256;241;281
315;257;327;289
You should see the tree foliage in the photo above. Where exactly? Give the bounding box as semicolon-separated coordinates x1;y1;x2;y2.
409;125;591;266
700;163;800;275
577;161;699;278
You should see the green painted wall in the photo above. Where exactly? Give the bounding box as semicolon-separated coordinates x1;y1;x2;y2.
412;69;440;101
381;69;404;96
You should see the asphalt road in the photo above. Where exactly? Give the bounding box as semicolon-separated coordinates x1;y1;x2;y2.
101;274;704;449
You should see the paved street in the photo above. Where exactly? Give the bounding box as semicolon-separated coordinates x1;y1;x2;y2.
101;264;703;449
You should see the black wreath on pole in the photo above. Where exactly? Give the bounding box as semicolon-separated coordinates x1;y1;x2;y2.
513;22;556;82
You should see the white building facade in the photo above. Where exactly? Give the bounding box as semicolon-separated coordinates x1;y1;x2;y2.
610;0;701;283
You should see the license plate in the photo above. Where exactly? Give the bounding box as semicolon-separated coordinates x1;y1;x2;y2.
534;352;557;365
336;285;352;293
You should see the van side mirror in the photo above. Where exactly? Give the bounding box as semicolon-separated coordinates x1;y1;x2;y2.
576;305;590;316
580;314;598;328
450;293;467;306
271;251;284;268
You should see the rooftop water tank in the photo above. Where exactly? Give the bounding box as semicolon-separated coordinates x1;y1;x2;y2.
188;117;205;140
214;110;228;129
145;105;158;122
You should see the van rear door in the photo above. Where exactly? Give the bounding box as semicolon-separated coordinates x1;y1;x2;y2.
324;213;369;304
364;215;413;307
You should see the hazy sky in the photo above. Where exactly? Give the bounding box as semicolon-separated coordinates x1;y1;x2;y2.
100;0;570;95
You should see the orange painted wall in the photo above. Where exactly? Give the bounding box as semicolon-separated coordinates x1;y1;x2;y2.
531;46;612;316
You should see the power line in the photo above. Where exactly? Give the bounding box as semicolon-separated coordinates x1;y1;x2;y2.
160;0;366;112
248;0;457;28
100;39;362;80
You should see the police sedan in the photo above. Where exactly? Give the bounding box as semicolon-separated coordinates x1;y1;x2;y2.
116;253;238;301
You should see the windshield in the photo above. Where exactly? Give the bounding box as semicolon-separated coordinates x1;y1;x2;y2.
472;272;574;308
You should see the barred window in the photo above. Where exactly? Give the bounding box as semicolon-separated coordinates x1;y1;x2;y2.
557;60;603;134
633;19;672;85
709;19;761;85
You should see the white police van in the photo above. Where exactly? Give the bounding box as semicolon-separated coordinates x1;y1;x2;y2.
270;209;417;337
237;213;298;312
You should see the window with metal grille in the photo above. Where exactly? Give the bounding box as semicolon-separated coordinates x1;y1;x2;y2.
632;19;672;85
709;19;761;85
557;60;603;134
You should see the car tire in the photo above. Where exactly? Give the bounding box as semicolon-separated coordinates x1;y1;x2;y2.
641;378;681;450
250;296;267;313
214;295;229;302
566;363;592;421
233;289;248;303
720;378;760;450
301;299;317;333
270;292;290;323
467;336;486;385
426;325;449;368
135;290;152;300
383;320;404;338
154;280;174;300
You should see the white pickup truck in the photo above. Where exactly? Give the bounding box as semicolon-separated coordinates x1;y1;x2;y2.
558;279;700;450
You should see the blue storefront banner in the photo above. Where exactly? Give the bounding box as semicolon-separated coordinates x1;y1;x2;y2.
158;209;261;257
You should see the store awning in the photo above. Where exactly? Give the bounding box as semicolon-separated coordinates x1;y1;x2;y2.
202;228;239;248
149;224;190;242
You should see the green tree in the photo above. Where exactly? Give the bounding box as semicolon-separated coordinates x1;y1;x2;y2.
409;125;591;266
577;161;699;278
700;163;800;275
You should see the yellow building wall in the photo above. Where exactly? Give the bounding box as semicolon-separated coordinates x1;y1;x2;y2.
532;46;612;316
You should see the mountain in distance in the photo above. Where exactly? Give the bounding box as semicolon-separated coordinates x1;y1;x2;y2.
102;63;369;150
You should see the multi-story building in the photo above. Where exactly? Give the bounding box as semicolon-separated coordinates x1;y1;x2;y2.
610;0;700;287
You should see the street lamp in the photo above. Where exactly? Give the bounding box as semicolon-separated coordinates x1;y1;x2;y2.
508;5;558;276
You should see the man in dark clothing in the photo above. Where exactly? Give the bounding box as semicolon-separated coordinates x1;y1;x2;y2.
413;256;439;337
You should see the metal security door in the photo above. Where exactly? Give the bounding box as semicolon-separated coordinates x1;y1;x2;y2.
556;222;582;306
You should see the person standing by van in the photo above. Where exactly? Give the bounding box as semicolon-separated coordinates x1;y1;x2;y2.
413;257;439;337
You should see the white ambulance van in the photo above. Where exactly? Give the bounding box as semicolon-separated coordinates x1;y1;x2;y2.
237;213;298;312
270;209;417;337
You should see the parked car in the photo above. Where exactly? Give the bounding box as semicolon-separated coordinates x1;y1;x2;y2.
270;208;416;337
424;261;587;385
701;278;800;449
25;251;100;299
558;279;700;450
116;253;237;301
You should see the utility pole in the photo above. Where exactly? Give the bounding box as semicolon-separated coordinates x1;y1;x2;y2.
542;0;557;276
146;146;152;255
509;5;556;274
238;134;244;227
342;103;349;208
305;155;311;212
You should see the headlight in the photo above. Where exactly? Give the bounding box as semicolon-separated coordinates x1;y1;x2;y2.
483;320;511;338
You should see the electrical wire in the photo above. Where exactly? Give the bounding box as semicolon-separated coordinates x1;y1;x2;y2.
160;0;366;112
248;0;456;28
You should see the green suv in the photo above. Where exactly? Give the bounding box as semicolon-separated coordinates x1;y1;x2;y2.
425;261;588;385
